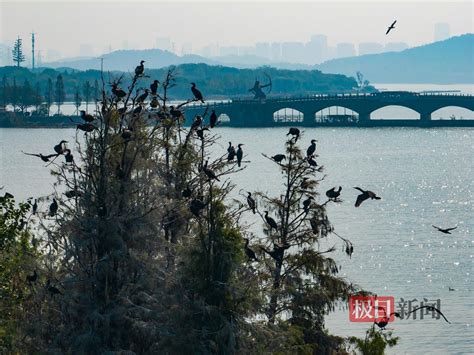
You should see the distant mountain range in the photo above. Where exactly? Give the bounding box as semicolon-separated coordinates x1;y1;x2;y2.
317;34;474;84
44;34;473;83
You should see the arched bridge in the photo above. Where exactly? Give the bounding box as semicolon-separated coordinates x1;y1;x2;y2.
183;92;474;127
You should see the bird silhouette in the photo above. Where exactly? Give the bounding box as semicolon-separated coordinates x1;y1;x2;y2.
243;238;258;261
307;155;318;167
135;60;145;76
386;20;397;35
264;211;278;231
354;187;381;207
182;185;193;198
136;89;149;103
202;160;220;181
306;139;317;157
210;110;218;128
189;199;207;217
191;82;204;103
32;199;38;215
406;305;450;324
227;142;236;162
26;270;38;284
448;287;455;291
46;279;63;296
111;83;127;99
49;199;58;217
196;127;209;140
287;127;300;142
80;110;94;122
326;186;342;199
77;123;96;132
247;192;256;214
432;225;457;234
23;152;58;162
170;106;183;120
260;243;290;266
302;196;313;213
191;115;202;130
64;190;82;198
375;306;401;329
150;80;159;95
271;154;286;163
63;149;74;163
236;144;244;167
53;140;68;154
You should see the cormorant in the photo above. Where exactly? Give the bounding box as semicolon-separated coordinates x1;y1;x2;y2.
236;144;244;167
247;192;256;214
407;305;450;324
121;129;132;140
448;287;455;291
326;186;342;199
345;243;354;258
46;279;63;296
64;190;82;198
111;83;127;99
354;187;381;207
306;139;317;157
135;60;145;76
182;186;192;198
243;238;258;261
210;110;218;128
77;123;96;132
54;140;68;154
307;155;318;167
386;20;397;35
136;89;149;103
300;177;310;190
260;243;289;266
302;196;313;213
64;149;74;163
191;82;205;103
191;115;202;130
23;152;59;162
133;105;142;115
432;225;457;234
264;211;278;231
150;97;159;108
227;142;236;162
190;199;206;217
271;154;286;163
49;199;58;217
196;127;209;140
202;160;220;181
118;106;128;114
27;270;38;284
287;127;300;142
150;80;159;95
170;106;183;119
32;199;38;215
80;110;94;122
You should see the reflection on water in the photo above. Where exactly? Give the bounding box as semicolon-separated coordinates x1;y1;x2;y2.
1;127;473;353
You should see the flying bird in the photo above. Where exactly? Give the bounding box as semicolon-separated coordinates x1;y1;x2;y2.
407;305;451;324
354;187;381;207
22;152;58;163
432;225;457;234
386;20;397;35
191;82;204;103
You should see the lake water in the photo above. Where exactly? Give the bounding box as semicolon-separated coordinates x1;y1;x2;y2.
1;127;473;354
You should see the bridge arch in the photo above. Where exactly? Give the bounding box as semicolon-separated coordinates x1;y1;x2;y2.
370;105;420;120
217;113;231;124
430;106;474;120
314;106;359;123
273;107;304;123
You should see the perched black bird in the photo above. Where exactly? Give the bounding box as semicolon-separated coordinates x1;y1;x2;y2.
302;196;313;213
135;60;145;76
432;225;457;234
247;192;256;214
191;115;202;130
271;154;286;163
26;270;38;284
243;238;258;261
306;139;317;157
386;20;397;35
191;82;204;103
300;177;310;190
64;190;82;198
190;199;206;217
182;186;192;198
448;287;455;291
111;83;127;99
63;149;74;163
407;305;451;324
121;129;132;140
136;89;149;103
227;142;236;162
23;152;58;162
46;279;63;296
196;127;209;140
261;243;290;266
236;144;244;167
150;97;159;108
32;199;38;215
170;106;183;119
133;105;142;115
49;199;58;217
80;110;94;122
150;80;159;95
210;110;218;128
307;155;318;167
117;105;128;114
326;186;342;199
287;127;300;142
264;211;278;231
345;243;354;258
202;160;220;181
354;187;381;207
77;123;96;132
53;140;68;154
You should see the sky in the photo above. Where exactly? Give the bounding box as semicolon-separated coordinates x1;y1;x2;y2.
0;0;472;59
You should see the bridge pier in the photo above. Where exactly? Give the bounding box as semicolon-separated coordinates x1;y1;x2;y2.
358;112;371;126
420;112;431;125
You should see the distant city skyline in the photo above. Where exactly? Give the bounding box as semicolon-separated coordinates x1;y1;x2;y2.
0;1;472;66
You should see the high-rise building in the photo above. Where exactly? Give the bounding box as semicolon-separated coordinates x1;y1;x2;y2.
358;42;384;55
336;43;356;59
384;42;409;52
306;34;328;64
281;42;305;63
155;37;171;51
434;23;450;42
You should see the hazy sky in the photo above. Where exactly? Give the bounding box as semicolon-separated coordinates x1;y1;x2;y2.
1;0;472;58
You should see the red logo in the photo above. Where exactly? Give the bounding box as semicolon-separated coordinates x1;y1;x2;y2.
349;296;395;322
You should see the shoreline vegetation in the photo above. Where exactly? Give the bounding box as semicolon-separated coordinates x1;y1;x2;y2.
0;62;398;354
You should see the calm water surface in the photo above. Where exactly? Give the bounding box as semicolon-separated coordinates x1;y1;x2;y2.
1;127;473;354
